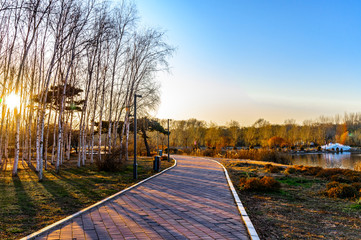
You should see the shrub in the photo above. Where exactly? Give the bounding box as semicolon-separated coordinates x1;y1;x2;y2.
284;167;296;175
239;177;247;185
350;176;361;183
184;148;291;165
168;148;179;154
264;164;281;173
241;177;262;191
268;136;288;148
160;155;168;161
288;167;361;183
236;149;290;164
258;149;290;164
264;164;272;169
96;148;125;172
293;165;322;176
304;166;323;176
293;165;304;171
330;174;351;183
182;148;192;155
150;151;158;156
326;183;358;199
326;181;340;190
351;182;361;191
260;176;281;191
239;176;280;192
316;168;345;179
202;149;216;157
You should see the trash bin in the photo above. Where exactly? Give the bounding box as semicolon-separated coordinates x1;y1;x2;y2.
153;156;161;172
159;150;163;156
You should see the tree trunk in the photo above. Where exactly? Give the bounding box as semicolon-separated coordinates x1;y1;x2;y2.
0;105;7;165
141;127;151;156
51;110;58;165
125;119;130;162
119;113;128;162
38;108;47;180
12;108;20;177
90;120;95;164
107;121;112;154
44;108;52;170
35;112;41;172
67;111;73;160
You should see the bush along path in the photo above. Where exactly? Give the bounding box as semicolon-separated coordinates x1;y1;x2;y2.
22;156;253;240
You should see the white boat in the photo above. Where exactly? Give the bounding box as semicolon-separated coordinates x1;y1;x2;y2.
321;143;351;151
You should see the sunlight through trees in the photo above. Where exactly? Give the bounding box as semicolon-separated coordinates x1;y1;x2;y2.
0;0;173;179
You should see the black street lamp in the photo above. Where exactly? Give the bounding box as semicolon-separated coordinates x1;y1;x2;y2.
168;119;170;162
133;94;142;179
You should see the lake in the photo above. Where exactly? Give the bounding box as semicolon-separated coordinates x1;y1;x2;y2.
291;152;361;171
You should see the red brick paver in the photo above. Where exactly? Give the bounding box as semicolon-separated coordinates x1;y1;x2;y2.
33;156;250;240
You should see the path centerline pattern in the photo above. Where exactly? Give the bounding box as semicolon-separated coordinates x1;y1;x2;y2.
29;156;250;240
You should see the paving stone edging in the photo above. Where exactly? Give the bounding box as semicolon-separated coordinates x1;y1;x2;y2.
20;159;177;240
209;158;260;240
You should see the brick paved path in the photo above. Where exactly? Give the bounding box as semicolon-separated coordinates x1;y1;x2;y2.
33;156;250;240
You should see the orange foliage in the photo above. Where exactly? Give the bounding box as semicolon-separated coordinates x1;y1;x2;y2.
268;136;288;148
340;131;349;145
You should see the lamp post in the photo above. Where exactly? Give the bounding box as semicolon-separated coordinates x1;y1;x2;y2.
167;119;170;162
133;94;142;179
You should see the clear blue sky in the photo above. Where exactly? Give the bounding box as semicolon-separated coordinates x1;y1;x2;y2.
134;0;361;125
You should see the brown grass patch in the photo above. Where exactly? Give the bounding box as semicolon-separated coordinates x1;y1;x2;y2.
239;176;280;192
221;158;361;239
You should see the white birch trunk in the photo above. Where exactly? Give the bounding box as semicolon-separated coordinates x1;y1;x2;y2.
4;110;9;160
56;111;62;172
119;113;128;162
27;115;32;165
51;110;58;164
35;112;41;171
90;120;95;164
67;112;73;160
98;117;102;162
107;122;112;154
81;112;88;166
44;108;52;170
12;109;20;176
38;109;46;180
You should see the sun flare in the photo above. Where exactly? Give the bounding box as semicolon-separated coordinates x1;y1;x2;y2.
4;92;21;110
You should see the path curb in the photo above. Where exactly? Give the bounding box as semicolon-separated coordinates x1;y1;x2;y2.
210;158;260;240
20;158;177;240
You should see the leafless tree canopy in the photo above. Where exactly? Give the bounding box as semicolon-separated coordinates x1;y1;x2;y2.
0;0;173;179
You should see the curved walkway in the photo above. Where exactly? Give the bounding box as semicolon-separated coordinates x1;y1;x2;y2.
28;156;250;240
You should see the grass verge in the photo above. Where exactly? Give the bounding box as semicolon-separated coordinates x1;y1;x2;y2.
0;157;174;240
221;159;361;240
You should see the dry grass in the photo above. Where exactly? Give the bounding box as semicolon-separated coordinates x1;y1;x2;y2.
264;164;282;173
325;182;358;199
220;158;361;239
187;148;291;164
239;176;280;192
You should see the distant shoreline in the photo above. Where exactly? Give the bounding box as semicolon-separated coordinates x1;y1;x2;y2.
288;149;361;155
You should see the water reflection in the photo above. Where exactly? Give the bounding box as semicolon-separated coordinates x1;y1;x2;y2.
291;153;361;171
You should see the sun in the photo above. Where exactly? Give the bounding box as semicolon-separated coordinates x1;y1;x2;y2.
4;92;21;110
